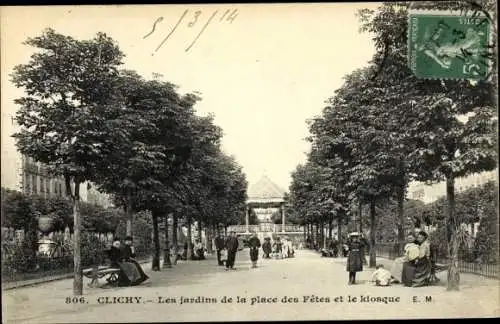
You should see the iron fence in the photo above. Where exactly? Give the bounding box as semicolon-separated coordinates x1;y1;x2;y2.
228;224;304;233
376;243;499;279
1;241;151;284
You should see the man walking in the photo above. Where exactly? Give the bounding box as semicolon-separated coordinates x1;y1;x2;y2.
247;231;261;268
225;231;239;270
214;233;226;266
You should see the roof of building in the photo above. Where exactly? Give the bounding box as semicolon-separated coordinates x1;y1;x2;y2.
247;175;285;203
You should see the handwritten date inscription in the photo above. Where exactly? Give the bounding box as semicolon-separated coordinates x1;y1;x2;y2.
144;9;239;54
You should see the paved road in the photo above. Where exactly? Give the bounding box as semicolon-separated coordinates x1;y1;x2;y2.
2;249;499;322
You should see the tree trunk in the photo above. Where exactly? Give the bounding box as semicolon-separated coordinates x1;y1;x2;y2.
369;201;377;268
152;211;161;271
197;220;202;241
72;181;83;295
172;213;178;259
397;184;405;255
337;218;342;250
312;223;318;249
358;201;363;233
126;189;133;237
328;219;333;240
311;223;316;247
163;213;172;269
224;225;227;237
207;224;214;254
320;221;325;249
187;217;193;260
446;176;460;291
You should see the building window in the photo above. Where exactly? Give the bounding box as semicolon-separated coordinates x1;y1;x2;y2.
45;178;51;195
32;174;38;195
24;173;32;194
40;177;45;197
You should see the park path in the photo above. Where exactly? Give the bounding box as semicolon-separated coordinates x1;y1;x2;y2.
2;249;498;323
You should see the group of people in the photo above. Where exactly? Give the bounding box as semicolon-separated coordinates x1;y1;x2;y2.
388;231;434;287
107;236;150;287
214;231;240;270
343;230;435;287
262;236;295;259
213;231;296;270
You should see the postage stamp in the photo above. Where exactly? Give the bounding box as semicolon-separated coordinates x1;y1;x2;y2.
408;9;493;80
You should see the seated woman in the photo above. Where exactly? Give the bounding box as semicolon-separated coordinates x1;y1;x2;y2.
106;238;129;287
390;233;419;285
105;237;148;287
120;236;149;286
412;231;432;287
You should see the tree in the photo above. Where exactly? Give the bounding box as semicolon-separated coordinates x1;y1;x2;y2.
11;29;124;295
357;1;497;289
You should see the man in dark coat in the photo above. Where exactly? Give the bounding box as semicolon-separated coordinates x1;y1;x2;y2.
247;232;261;268
331;238;339;257
225;231;239;270
262;237;272;258
214;234;226;266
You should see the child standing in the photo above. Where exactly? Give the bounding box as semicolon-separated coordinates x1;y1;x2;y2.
346;232;365;284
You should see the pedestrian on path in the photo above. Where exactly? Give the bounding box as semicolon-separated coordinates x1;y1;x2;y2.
346;232;365;285
247;232;261;268
225;231;239;270
262;237;272;258
214;233;226;266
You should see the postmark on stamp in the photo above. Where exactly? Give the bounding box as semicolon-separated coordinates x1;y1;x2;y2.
408;9;493;80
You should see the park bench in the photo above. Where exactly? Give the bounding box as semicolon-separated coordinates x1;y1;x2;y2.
83;266;121;287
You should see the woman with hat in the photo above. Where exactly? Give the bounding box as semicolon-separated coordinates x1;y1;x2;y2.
411;231;432;287
119;236;150;286
346;232;365;285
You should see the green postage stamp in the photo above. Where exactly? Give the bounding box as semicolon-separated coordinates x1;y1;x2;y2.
408;9;493;80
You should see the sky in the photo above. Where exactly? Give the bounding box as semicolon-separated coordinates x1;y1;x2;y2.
1;3;379;191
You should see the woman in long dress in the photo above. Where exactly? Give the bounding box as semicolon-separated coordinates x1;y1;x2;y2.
106;238;131;287
120;236;149;286
390;233;420;284
412;231;432;287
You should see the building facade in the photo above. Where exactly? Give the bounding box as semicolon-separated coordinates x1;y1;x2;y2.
408;170;498;204
1;108;112;207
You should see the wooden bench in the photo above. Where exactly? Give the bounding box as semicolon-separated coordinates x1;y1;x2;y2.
83;266;121;287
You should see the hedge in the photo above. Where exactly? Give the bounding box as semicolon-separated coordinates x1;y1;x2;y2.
1;187;124;233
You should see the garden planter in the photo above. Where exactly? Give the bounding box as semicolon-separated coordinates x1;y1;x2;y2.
38;216;54;234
